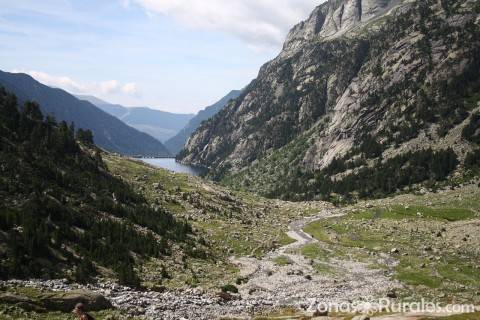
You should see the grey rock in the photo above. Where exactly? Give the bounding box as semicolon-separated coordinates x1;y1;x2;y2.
179;0;478;201
40;289;113;312
0;288;112;313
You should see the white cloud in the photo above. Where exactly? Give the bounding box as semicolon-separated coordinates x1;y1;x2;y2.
122;82;137;95
132;0;321;49
24;70;87;93
12;70;139;98
100;80;120;94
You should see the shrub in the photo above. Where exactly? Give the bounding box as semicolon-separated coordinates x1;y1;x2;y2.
220;284;238;293
462;113;480;144
465;150;480;169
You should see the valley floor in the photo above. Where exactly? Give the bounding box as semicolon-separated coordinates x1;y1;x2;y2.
1;156;479;319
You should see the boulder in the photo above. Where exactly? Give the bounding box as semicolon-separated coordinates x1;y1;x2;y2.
40;289;112;312
0;293;46;312
217;291;234;302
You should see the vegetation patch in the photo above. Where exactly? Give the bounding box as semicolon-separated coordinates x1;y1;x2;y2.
220;284;238;294
300;244;330;261
462;112;480;144
353;205;475;221
273;256;292;266
302;187;480;303
103;148;320;289
278;233;296;246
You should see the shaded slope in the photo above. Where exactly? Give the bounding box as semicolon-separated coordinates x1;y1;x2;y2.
0;87;196;285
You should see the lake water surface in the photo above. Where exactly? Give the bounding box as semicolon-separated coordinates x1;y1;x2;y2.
140;158;206;176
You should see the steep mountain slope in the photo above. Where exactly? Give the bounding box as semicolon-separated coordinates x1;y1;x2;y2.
0;71;170;156
74;94;108;107
180;0;480;200
77;95;194;143
165;90;241;155
0;88;195;286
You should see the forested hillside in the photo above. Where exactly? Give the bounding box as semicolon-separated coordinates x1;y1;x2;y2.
0;88;197;286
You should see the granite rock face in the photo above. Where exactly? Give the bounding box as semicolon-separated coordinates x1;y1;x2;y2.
283;0;402;55
180;0;480;196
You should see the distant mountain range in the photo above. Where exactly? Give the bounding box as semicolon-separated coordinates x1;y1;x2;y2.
77;95;194;143
165;90;241;155
0;71;170;157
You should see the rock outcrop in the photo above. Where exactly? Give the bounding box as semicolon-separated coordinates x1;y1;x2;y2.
0;289;112;313
179;0;480;199
41;289;113;312
282;0;403;56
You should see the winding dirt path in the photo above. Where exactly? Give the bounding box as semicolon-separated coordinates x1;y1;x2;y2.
231;209;401;310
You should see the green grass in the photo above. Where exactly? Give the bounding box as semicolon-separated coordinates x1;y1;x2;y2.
305;215;477;290
3;286;44;299
278;233;296;246
105;156;192;190
303;221;331;243
302;191;480;302
273;256;292;266
105;154;480;303
195;219;262;257
396;269;442;289
313;262;335;275
0;287;138;319
304;219;407;251
436;259;480;286
353;205;475;221
251;307;301;320
0;305;138;320
300;243;330;260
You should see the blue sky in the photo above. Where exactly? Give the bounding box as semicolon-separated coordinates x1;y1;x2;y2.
0;0;319;113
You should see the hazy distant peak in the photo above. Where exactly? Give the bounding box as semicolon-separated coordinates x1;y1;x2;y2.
75;94;110;106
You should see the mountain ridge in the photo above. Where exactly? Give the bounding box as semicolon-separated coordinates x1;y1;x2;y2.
0;71;171;156
179;0;480;200
165;90;241;155
76;95;194;143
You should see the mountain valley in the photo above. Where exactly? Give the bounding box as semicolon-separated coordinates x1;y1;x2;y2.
77;95;194;144
180;0;480;203
1;0;480;319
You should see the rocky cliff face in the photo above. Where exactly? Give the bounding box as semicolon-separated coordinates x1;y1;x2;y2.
282;0;402;55
180;0;480;200
166;90;241;155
